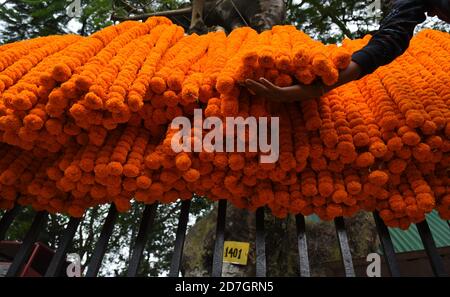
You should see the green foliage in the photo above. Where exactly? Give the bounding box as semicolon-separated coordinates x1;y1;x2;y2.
1;0;448;44
98;196;212;276
285;0;385;43
4;198;212;276
0;1;190;42
78;0;114;36
4;207;36;240
0;0;71;42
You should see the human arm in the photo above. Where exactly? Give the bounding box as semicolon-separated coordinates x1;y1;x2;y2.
245;0;427;102
244;61;362;102
352;0;427;77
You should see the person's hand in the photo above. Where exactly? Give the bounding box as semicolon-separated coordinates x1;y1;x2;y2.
244;78;325;102
243;61;363;103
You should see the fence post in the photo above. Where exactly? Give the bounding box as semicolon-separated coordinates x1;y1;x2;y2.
45;217;82;277
334;217;355;277
211;200;227;277
295;215;310;277
169;200;191;277
127;203;158;277
373;212;400;277
85;205;118;277
0;205;21;241
416;220;448;277
6;211;48;277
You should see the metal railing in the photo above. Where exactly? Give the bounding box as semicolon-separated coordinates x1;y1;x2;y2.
0;200;448;277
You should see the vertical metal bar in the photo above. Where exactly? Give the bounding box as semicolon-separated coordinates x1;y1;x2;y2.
334;217;355;277
211;200;227;277
45;217;82;277
6;211;48;277
127;203;158;277
295;214;310;277
373;212;401;277
0;205;21;240
85;204;118;277
169;200;191;277
255;207;266;277
416;220;448;277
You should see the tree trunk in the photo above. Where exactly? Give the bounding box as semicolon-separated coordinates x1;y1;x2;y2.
181;207;379;277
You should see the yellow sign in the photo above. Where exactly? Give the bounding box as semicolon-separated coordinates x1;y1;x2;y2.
223;241;250;265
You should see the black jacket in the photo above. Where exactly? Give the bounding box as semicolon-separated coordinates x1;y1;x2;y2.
352;0;429;77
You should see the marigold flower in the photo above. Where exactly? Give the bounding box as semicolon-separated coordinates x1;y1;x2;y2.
355;152;375;168
136;175;152;189
402;131;421;146
107;161;123;176
174;153;190;171
368;171;389;186
0;22;449;226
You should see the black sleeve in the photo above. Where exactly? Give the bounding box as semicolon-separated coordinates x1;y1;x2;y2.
352;0;427;77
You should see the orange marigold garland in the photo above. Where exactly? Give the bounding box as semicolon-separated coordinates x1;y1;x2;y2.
0;18;448;229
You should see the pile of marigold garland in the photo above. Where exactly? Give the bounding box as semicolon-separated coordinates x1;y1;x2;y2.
0;17;448;229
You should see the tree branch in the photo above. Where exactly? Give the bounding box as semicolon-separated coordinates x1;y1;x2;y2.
307;0;353;38
111;7;192;22
0;0;12;9
118;0;139;13
154;201;181;226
